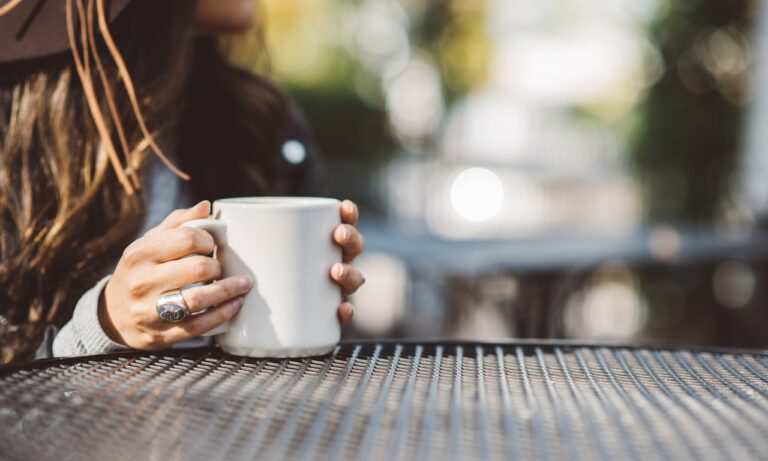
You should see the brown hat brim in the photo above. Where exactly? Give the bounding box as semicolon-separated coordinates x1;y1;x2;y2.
0;0;132;64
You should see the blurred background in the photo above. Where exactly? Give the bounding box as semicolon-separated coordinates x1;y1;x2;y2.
259;0;768;348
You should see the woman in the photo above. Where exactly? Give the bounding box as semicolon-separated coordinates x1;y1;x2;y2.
0;0;365;363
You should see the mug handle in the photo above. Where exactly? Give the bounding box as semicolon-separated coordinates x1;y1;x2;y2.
182;218;230;337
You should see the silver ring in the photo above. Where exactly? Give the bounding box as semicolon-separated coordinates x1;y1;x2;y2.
156;290;190;323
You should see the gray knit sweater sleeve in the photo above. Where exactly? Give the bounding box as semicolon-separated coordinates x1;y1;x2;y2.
52;158;185;358
52;275;127;357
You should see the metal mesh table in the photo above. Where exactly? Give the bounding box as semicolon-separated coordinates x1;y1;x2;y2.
1;341;767;460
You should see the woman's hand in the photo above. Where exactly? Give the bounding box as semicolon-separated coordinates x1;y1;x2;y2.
330;200;366;325
99;199;364;350
99;201;252;350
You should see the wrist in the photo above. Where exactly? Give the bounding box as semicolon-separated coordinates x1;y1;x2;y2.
97;280;127;346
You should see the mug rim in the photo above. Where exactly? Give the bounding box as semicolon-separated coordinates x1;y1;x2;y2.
214;196;340;208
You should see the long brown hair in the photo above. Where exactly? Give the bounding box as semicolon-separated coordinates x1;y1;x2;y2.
0;0;290;362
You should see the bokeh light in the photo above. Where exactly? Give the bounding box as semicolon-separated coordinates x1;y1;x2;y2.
349;253;408;336
565;273;647;340
449;167;504;222
712;260;756;309
281;140;307;165
384;56;444;142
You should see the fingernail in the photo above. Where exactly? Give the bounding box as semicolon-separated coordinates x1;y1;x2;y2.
337;225;349;242
332;262;345;279
225;297;243;314
343;200;358;216
196;200;211;211
238;276;253;290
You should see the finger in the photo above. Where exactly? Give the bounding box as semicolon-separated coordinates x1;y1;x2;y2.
337;302;355;326
144;209;188;237
340;200;359;226
334;224;364;262
164;297;243;342
155;255;221;290
147;200;211;234
140;227;215;263
331;263;365;294
181;275;253;313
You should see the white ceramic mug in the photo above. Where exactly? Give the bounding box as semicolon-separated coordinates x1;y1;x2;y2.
183;197;342;358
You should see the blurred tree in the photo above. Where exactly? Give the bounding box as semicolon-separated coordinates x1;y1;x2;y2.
259;0;490;211
414;0;490;103
632;0;754;224
633;0;762;349
261;0;399;211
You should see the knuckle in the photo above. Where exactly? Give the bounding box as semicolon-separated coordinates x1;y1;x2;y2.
128;303;146;321
225;278;243;297
210;259;222;278
121;243;143;264
191;258;209;280
192;257;219;281
126;278;149;297
216;282;234;300
217;304;235;321
200;231;215;249
177;228;199;252
184;290;203;310
180;318;205;337
183;318;204;336
140;331;165;349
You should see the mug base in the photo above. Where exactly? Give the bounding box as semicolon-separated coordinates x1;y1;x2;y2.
220;343;337;358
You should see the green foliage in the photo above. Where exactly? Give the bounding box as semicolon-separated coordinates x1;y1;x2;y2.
286;84;397;165
631;0;753;224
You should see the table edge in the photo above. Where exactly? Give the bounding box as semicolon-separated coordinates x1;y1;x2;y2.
1;339;765;375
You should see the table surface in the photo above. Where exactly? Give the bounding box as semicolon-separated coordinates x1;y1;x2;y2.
1;341;767;461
